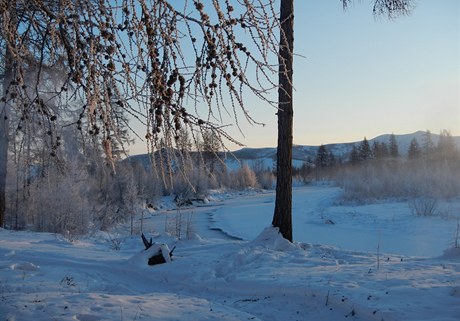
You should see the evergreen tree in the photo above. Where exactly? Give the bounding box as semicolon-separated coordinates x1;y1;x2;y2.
407;137;421;160
436;130;458;161
422;130;435;157
359;137;372;161
372;141;380;159
379;142;389;158
299;158;313;181
315;145;329;168
372;141;389;159
350;144;360;165
327;151;336;167
389;134;399;158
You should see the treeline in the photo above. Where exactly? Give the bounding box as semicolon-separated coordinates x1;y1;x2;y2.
5;125;457;235
305;130;460;202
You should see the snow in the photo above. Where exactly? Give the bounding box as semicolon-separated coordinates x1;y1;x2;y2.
1;185;459;321
128;243;173;267
211;187;460;257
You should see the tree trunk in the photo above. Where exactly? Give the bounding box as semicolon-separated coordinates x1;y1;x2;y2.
0;1;16;228
0;105;7;229
0;47;12;228
272;0;294;242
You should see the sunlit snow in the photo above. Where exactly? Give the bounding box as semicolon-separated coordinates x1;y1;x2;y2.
1;185;459;321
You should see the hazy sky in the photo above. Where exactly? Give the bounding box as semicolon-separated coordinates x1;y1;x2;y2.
130;0;459;154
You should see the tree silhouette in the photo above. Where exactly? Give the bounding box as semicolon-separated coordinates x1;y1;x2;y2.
315;145;329;168
407;137;421;160
359;137;372;161
372;141;387;159
389;133;399;158
422;130;435;156
350;144;360;165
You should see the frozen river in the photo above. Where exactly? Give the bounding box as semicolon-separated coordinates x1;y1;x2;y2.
146;185;460;257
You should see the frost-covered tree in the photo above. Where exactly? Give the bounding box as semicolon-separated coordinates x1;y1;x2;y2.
436;130;458;161
231;163;258;190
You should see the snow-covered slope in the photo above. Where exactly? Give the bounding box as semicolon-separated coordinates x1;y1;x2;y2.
231;131;460;168
1;185;459;321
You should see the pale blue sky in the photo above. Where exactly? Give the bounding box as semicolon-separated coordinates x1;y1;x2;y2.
130;0;459;154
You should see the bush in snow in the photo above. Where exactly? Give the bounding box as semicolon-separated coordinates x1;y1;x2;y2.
409;198;438;217
26;167;91;236
256;170;275;189
229;164;258;190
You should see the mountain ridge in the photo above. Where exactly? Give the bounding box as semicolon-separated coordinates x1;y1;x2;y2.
234;131;459;158
128;131;460;170
226;131;460;170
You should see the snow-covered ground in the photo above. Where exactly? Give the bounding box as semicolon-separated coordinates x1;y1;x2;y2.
1;185;459;321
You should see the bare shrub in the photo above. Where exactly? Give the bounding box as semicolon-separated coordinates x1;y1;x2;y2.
27;172;91;236
164;209;195;240
409;198;438;217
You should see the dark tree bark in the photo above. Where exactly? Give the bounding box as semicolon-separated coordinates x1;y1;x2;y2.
272;0;294;242
0;2;15;228
0;65;8;228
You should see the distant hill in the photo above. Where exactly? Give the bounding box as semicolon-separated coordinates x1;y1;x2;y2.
127;131;460;170
227;131;460;169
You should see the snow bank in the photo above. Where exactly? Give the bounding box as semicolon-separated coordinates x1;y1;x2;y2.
249;226;298;251
2;186;460;321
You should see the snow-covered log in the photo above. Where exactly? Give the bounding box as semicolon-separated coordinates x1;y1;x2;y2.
140;234;176;266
